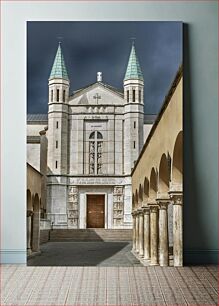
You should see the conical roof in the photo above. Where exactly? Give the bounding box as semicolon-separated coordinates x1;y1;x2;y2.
124;43;144;81
49;43;69;80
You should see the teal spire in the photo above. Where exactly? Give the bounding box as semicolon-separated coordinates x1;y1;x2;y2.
49;43;69;80
124;43;144;81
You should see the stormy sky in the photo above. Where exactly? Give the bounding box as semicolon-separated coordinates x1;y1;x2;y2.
27;21;182;114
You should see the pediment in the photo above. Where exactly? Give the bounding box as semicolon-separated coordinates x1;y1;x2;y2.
69;82;124;106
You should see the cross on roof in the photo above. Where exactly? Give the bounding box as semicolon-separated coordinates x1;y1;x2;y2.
93;93;101;104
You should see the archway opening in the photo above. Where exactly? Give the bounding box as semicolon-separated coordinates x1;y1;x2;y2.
172;131;183;185
149;168;157;200
158;154;170;194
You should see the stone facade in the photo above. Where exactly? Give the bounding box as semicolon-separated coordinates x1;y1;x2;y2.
27;43;155;230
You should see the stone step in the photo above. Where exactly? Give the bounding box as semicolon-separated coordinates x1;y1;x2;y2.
49;229;132;242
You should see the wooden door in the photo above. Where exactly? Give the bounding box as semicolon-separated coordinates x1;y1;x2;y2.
87;195;105;228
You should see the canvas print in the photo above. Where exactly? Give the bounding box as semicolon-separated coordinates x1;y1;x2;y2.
27;21;182;266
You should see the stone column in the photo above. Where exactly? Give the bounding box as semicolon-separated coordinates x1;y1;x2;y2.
27;210;33;255
135;212;139;253
157;199;169;266
138;210;144;257
32;211;40;252
143;207;150;260
169;191;183;266
132;212;136;252
149;204;159;265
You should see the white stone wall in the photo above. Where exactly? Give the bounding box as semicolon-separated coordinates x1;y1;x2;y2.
69;83;124;106
27;124;47;171
143;124;153;141
123;177;133;227
27;124;46;136
27;81;148;229
47;182;68;228
27;143;40;171
46;177;132;229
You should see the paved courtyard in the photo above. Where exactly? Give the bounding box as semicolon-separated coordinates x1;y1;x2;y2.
27;241;142;266
1;264;217;305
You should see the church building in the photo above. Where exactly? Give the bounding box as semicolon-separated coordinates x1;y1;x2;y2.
27;43;155;229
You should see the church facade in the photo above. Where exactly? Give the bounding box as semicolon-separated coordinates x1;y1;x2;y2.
27;43;154;229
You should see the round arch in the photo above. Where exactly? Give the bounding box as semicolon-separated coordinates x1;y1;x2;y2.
149;167;158;200
132;193;135;209
33;193;40;212
27;189;32;211
135;189;139;207
172;131;183;184
158;153;170;194
143;177;149;200
138;184;143;203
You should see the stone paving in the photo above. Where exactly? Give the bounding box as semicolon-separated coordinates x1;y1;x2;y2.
1;264;217;305
27;241;142;266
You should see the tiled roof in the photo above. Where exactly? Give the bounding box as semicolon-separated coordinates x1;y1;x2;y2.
27;114;48;122
124;44;144;81
49;43;69;80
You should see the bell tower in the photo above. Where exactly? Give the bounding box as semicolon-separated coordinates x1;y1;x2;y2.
47;43;69;175
123;42;144;174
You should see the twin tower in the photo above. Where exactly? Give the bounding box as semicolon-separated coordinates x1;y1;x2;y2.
47;42;145;176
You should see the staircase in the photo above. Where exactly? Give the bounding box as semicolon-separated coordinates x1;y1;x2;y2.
49;229;132;242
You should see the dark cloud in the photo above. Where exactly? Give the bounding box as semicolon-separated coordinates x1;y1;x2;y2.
27;21;182;114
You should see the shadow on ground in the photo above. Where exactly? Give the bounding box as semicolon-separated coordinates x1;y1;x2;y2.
27;241;142;267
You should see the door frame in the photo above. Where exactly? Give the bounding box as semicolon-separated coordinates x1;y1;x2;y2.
86;193;108;229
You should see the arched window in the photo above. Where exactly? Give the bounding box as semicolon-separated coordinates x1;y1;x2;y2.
89;131;103;174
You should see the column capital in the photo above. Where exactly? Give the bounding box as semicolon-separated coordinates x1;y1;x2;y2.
27;210;33;217
156;194;170;209
169;191;183;206
142;207;150;214
137;208;144;216
132;210;138;216
134;209;139;216
148;202;159;213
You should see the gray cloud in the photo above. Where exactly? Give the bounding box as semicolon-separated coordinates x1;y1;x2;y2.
27;21;182;114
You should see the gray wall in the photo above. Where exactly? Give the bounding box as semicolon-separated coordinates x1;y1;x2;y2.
1;1;217;263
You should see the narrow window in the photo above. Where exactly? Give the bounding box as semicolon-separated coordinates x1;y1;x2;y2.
127;90;129;102
51;90;53;102
133;89;135;102
56;121;59;129
133;141;136;149
63;90;66;102
134;121;136;129
89;131;103;175
56;140;58;149
139;90;141;103
55;161;58;168
56;89;59;102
